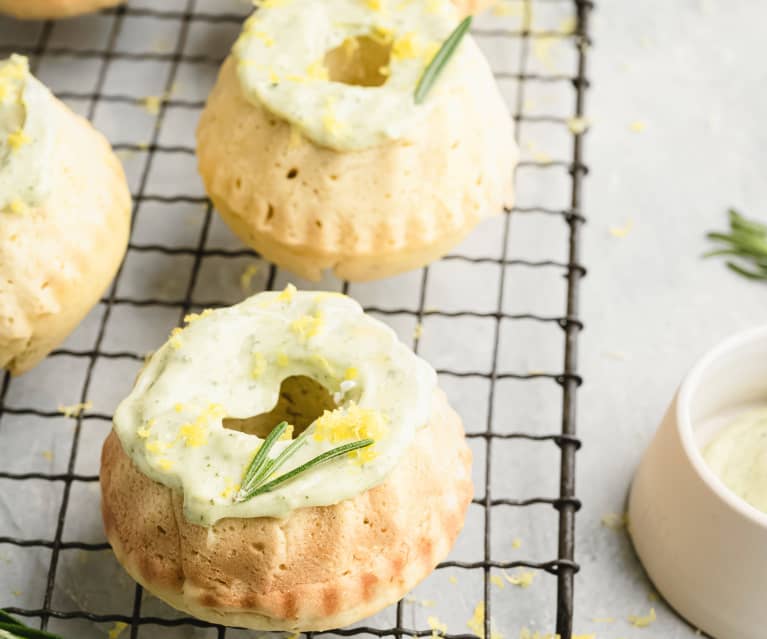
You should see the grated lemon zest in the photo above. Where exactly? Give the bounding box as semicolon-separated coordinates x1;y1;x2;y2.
179;403;225;448
184;308;213;324
566;116;590;134
504;570;535;588
306;59;329;81
628;607;657;628
629;119;646;132
512;537;522;549
427;616;447;638
371;25;394;44
252;352;268;378
490;574;505;589
107;622;128;639
146;440;168;454
41;450;53;461
279;424;295;441
169;327;184;350
290;310;325;341
240;263;261;292
278;282;297;302
8;198;25;214
601;512;628;530
467;601;503;639
277;351;289;367
58;400;93;418
322;97;346;136
344;367;358;381
313;402;387;463
609;218;634;238
158;458;174;471
448;575;458;584
220;476;241;498
7;128;29;150
311;353;335;376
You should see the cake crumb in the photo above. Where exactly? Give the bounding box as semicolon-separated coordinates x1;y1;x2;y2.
58;400;93;418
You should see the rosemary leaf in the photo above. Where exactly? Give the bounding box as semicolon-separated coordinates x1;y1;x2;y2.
248;428;313;490
705;209;767;282
0;618;65;639
239;421;289;495
414;16;472;105
727;261;767;280
238;438;374;502
729;208;767;236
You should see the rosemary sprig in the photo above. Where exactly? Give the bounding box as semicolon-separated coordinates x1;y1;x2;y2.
704;209;767;281
0;610;65;639
414;16;472;104
237;438;374;502
235;420;375;502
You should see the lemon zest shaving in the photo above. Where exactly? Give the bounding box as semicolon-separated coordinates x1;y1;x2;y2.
57;401;93;418
628;607;657;628
107;622;128;639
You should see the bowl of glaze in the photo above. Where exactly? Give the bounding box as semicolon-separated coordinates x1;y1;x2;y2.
628;325;767;639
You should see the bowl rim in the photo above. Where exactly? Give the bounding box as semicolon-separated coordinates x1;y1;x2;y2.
676;324;767;529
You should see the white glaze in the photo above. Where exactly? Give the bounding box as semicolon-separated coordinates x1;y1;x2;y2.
0;54;57;213
234;0;472;150
113;289;436;525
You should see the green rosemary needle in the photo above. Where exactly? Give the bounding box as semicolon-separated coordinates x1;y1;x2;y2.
704;209;767;281
239;420;289;494
0;610;65;639
414;16;472;105
236;438;374;503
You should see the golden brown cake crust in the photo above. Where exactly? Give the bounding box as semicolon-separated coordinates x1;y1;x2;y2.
101;389;473;631
0;0;122;19
0;99;131;375
196;55;515;282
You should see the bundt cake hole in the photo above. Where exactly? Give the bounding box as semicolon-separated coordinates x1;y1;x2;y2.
222;375;335;439
323;35;392;88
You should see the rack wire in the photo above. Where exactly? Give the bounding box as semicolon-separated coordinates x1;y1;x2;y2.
0;1;591;638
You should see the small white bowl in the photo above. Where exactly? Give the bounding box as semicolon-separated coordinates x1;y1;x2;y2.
628;325;767;639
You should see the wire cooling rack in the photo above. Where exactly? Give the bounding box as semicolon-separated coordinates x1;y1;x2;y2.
0;1;591;638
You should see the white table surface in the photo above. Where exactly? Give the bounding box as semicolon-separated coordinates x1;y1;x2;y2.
577;0;767;636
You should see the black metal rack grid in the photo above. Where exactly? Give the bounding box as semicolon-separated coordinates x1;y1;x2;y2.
0;1;591;638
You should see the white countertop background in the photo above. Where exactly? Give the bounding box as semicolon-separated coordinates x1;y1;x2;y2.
577;0;767;636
